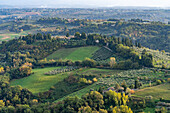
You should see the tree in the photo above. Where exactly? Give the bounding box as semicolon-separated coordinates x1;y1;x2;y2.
7;106;15;113
110;57;116;68
135;80;140;89
66;33;70;37
156;80;161;85
64;96;85;112
81;32;87;39
75;32;81;39
115;83;120;90
0;67;4;74
82;91;104;110
162;64;166;69
104;90;128;107
99;109;108;113
112;105;133;113
93;78;98;82
78;106;92;113
121;80;127;91
138;43;141;48
82;58;96;67
0;100;5;108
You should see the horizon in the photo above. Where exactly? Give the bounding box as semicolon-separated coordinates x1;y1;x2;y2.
0;0;170;8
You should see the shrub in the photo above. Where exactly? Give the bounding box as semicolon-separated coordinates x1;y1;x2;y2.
93;78;98;82
87;80;93;84
156;80;162;85
167;78;170;83
162;64;166;69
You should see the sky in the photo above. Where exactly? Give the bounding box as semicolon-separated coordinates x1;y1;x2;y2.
0;0;170;8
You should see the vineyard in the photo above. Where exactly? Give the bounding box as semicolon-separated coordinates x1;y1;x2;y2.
91;46;113;61
44;66;79;75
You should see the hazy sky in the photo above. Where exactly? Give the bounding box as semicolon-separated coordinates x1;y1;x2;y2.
1;0;170;7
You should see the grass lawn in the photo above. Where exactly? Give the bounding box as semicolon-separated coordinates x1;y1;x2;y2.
46;46;100;61
133;83;170;100
10;67;71;94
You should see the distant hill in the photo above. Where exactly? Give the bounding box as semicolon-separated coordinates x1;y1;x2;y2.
0;5;16;8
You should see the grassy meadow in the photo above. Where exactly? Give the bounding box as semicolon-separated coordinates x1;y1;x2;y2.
46;46;100;61
10;67;71;94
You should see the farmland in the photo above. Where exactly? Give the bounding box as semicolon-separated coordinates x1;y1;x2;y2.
0;7;170;113
10;67;123;94
54;68;169;102
133;84;170;100
10;67;71;94
46;46;100;61
0;32;29;41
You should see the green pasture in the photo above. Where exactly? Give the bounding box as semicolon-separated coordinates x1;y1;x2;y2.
46;46;100;61
10;67;70;94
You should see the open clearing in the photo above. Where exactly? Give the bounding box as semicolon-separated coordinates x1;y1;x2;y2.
46;46;100;61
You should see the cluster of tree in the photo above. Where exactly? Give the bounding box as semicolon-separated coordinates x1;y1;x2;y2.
0;89;133;113
20;33;52;44
9;24;22;33
129;19;150;23
0;32;153;73
108;44;153;69
8;63;32;79
37;17;87;26
4;51;34;68
0;75;35;108
37;17;66;24
19;24;38;31
0;33;62;67
47;18;169;52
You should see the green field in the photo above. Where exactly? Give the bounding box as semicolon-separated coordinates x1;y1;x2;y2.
46;46;100;61
10;67;122;94
10;67;71;94
0;31;30;41
133;83;170;100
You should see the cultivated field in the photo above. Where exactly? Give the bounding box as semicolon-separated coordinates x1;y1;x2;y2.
10;67;122;94
46;46;100;61
134;83;170;100
10;67;71;94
